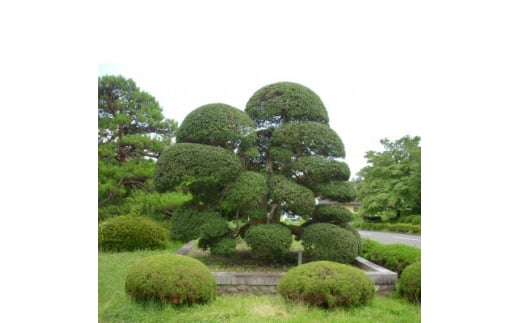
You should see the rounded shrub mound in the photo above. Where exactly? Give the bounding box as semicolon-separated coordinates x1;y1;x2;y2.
98;215;169;252
277;261;375;308
125;254;216;305
245;82;329;126
398;261;421;303
302;223;361;264
176;103;256;151
244;224;293;261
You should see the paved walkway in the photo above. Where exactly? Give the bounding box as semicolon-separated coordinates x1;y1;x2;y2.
358;230;421;249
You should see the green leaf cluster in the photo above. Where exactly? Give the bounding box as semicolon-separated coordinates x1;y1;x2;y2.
357;135;421;217
245;82;329;128
177;103;257;153
154;143;241;203
98;75;177;219
397;261;421;303
243;224;293;261
98;215;169;251
277;261;375;308
125;254;216;305
301;223;361;264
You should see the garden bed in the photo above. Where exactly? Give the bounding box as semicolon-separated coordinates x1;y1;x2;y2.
176;240;397;295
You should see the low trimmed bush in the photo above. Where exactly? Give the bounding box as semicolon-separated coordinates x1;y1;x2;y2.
398;261;421;303
277;261;375;308
302;223;361;264
244;224;293;261
125;254;216;305
98;215;169;252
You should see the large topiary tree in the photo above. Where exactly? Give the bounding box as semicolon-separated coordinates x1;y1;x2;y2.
154;83;359;260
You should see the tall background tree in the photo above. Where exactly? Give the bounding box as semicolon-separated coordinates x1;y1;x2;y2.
154;82;361;261
98;75;179;220
356;135;421;218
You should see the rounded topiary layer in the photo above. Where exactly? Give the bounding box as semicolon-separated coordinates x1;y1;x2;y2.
245;82;329;127
398;261;421;303
98;215;169;252
277;261;375;308
302;223;361;264
244;224;293;261
176;103;256;151
125;254;216;305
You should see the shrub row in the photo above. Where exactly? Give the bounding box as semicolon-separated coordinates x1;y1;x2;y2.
352;222;421;234
360;239;420;277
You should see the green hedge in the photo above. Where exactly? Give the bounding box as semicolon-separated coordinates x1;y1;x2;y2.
98;215;169;252
352;222;421;234
361;240;421;276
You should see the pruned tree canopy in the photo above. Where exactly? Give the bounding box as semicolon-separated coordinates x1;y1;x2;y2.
245;82;329;129
177;103;257;153
154;143;242;204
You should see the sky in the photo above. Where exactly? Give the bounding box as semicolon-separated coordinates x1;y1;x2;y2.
97;1;425;177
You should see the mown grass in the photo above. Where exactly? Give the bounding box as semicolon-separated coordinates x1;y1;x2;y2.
99;240;420;322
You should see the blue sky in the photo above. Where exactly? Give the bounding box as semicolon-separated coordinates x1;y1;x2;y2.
97;1;425;177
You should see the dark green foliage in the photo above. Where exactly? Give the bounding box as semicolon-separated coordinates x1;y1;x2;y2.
315;181;357;203
354;222;421;234
363;215;383;222
361;240;421;276
198;216;234;256
124;191;192;222
220;171;267;218
398;261;421;303
391;214;421;225
343;224;364;255
302;223;361;264
125;254;216;305
209;238;237;257
277;261;375;308
292;156;350;189
360;238;384;257
98;215;169;252
270;122;345;162
244;224;293;261
245;82;329;128
270;175;315;217
154;143;241;203
311;205;354;226
98;75;177;219
170;208;221;242
177;103;257;152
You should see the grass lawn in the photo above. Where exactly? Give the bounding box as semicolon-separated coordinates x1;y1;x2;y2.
99;241;421;322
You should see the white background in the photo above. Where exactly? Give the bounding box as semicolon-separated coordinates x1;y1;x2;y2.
1;1;519;322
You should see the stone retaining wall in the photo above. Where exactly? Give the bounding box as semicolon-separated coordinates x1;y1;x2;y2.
212;257;397;295
177;241;398;295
